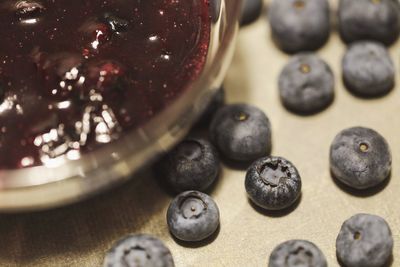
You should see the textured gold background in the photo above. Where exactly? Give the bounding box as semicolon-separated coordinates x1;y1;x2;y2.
1;0;400;266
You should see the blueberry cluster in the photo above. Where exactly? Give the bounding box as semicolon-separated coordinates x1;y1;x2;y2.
102;0;398;266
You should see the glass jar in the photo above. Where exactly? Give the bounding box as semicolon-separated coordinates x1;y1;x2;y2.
0;0;242;211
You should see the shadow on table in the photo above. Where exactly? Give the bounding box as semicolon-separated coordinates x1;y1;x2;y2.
247;194;302;218
330;170;391;198
0;168;170;266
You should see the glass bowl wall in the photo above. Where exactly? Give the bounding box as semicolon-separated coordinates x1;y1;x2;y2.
0;0;242;211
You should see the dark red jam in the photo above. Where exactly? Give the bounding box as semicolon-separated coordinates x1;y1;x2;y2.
0;0;211;169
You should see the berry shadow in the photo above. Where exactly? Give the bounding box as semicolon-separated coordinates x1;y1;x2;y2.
343;76;394;100
337;252;393;267
219;148;273;171
170;224;221;248
330;170;391;198
282;96;335;117
220;157;254;170
247;194;302;218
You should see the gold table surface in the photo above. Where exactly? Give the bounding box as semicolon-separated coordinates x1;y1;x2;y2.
1;1;400;266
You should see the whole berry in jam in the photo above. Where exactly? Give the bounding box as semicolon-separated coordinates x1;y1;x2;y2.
13;0;45;24
101;13;129;33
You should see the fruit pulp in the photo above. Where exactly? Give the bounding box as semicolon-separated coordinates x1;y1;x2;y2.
0;0;211;169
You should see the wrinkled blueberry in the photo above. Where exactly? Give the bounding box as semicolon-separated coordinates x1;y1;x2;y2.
268;0;330;53
330;127;391;190
103;234;175;267
167;191;220;242
210;104;272;162
279;53;334;114
159;138;219;193
240;0;263;26
336;214;393;267
342;41;395;98
269;240;327;267
245;156;302;210
338;0;400;46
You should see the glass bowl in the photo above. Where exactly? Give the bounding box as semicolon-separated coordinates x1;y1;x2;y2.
0;0;242;211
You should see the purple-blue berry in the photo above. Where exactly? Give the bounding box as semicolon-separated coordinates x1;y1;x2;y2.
167;191;220;242
245;156;302;210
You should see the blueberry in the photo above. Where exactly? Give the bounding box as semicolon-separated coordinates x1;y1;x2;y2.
268;0;330;53
103;234;175;267
338;0;400;46
210;104;272;162
342;41;395;98
240;0;263;26
269;240;327;267
279;53;334;114
245;156;302;210
330;127;391;190
159;138;220;193
336;214;393;267
167;191;220;242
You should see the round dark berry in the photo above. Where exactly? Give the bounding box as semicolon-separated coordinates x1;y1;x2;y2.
160;138;220;193
342;41;395;98
338;0;400;46
240;0;263;26
245;156;302;210
101;13;129;33
167;191;220;242
268;0;330;53
269;240;327;267
279;53;334;114
13;0;45;25
330;127;391;190
210;104;272;162
103;234;175;267
336;214;393;267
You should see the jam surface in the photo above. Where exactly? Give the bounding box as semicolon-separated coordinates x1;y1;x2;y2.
0;0;211;169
